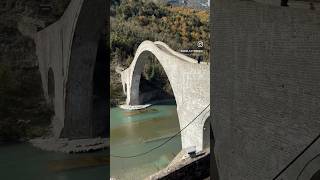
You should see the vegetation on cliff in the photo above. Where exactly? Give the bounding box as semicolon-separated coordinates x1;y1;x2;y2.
0;63;53;141
0;0;70;142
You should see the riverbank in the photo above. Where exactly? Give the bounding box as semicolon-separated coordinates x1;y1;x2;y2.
30;137;109;153
147;148;210;180
118;98;176;110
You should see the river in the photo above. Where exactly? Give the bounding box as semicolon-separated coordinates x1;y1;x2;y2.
0;102;180;180
110;101;182;180
0;143;108;180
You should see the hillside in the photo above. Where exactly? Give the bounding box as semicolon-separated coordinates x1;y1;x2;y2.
110;0;210;106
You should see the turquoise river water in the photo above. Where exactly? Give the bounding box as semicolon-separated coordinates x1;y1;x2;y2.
110;102;182;179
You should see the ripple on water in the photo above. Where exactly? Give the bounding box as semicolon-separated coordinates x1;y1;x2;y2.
110;103;182;180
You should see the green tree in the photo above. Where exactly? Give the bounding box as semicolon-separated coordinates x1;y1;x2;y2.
175;32;181;43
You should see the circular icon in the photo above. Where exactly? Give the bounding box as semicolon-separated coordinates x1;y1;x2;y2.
197;41;204;48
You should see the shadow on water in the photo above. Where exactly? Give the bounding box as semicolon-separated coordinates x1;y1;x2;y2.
48;156;109;172
0;143;109;180
152;99;176;105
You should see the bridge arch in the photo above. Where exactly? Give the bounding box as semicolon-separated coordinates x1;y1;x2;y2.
122;41;198;106
63;0;107;139
202;115;211;149
128;51;178;106
120;41;210;151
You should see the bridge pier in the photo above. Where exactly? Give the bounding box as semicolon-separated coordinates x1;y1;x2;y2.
35;0;108;140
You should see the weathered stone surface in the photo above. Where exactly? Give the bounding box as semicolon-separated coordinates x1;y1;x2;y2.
35;0;107;139
120;41;210;152
254;0;320;10
212;0;320;179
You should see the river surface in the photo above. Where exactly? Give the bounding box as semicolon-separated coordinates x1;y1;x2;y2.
110;102;182;180
0;143;108;180
0;102;180;180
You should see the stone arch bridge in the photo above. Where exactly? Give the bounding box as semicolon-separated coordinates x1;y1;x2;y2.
119;41;210;151
34;0;209;152
35;0;107;140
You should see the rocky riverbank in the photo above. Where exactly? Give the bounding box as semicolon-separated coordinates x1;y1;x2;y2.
30;137;109;153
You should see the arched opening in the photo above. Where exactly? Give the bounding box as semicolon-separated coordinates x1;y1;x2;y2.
210;123;220;180
92;35;108;137
138;53;175;105
202;116;211;149
47;68;55;110
311;170;320;180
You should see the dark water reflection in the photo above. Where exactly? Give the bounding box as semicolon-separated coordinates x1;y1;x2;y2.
0;143;108;180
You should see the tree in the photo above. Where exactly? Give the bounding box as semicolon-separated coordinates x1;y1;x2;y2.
121;5;132;20
175;32;181;43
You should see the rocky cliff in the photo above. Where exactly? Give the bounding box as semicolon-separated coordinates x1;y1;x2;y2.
0;0;70;141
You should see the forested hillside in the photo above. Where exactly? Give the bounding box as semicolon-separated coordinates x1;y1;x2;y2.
110;0;210;106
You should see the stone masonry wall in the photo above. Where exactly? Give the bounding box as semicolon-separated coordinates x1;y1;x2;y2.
212;0;320;179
